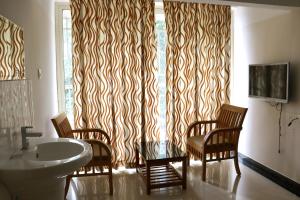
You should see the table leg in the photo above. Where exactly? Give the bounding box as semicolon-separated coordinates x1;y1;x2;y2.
135;148;139;173
146;163;151;195
182;157;187;190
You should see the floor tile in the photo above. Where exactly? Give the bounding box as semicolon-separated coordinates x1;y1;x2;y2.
67;160;299;200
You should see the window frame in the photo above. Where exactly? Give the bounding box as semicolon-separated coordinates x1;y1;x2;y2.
155;2;164;15
55;2;70;113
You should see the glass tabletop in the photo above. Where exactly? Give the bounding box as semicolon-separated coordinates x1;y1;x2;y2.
136;140;186;161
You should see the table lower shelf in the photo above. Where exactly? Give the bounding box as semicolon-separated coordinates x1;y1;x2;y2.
137;164;185;193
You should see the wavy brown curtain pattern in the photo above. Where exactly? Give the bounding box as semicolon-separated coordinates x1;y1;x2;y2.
70;0;160;166
164;2;231;151
0;15;24;80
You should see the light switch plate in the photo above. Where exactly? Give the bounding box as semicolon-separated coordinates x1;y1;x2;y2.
37;68;42;79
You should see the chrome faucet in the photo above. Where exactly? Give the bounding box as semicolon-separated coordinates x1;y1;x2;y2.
21;126;42;150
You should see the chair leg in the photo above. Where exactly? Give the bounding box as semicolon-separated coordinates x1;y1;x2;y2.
187;152;190;166
109;165;113;195
64;175;71;199
234;156;241;175
202;156;206;182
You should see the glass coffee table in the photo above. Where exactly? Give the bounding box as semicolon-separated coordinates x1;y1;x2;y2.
135;140;187;194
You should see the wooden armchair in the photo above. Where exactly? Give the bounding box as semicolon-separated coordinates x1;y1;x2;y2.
186;104;247;181
51;113;113;197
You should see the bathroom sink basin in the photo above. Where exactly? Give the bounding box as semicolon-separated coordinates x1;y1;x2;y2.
34;141;84;161
0;138;92;177
0;138;92;200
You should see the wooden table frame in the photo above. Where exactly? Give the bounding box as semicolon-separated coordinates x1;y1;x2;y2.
135;142;187;195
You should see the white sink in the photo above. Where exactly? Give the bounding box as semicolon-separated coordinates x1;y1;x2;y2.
0;138;92;200
36;141;84;161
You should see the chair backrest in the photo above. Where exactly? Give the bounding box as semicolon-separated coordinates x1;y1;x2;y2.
51;113;73;138
216;104;248;129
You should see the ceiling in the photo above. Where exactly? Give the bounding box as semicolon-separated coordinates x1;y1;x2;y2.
223;0;300;7
165;0;300;7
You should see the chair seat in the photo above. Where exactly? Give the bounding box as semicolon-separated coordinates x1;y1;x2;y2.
93;155;111;162
91;141;111;157
187;135;205;150
187;135;228;151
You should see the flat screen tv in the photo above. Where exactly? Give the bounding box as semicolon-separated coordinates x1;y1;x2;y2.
249;63;289;103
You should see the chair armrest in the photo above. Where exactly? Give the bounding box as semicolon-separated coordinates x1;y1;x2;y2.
186;120;218;138
70;129;111;144
203;127;242;146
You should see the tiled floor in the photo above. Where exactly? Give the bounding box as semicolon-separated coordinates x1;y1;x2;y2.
67;160;299;200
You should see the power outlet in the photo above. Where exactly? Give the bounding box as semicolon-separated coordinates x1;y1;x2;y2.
37;68;42;79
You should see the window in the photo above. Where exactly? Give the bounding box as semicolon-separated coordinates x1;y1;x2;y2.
55;3;74;124
155;2;167;141
55;3;167;137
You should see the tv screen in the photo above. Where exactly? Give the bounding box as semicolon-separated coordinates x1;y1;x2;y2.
249;63;289;103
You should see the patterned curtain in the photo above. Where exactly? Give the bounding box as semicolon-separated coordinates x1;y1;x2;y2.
164;2;231;150
0;15;24;80
70;0;160;166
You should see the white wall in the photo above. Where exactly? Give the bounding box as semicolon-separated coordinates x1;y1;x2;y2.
232;6;300;182
0;0;58;137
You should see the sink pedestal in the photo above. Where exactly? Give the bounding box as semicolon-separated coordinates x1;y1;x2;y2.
3;176;65;200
